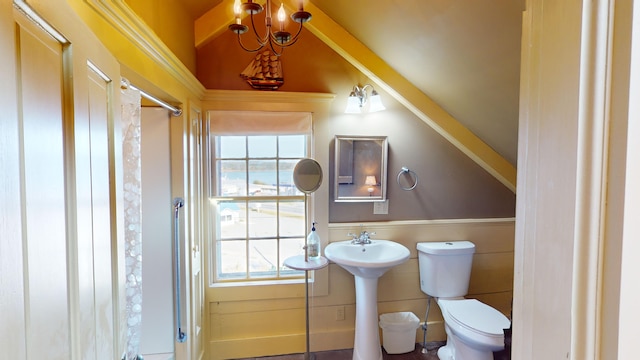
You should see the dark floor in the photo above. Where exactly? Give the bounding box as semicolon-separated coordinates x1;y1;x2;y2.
235;342;444;360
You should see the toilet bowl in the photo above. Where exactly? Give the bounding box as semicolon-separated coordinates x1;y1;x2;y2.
436;299;510;360
416;241;511;360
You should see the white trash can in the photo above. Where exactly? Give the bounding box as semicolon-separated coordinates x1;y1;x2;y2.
379;311;420;354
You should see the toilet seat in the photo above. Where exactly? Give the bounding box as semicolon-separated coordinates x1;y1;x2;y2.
438;298;510;346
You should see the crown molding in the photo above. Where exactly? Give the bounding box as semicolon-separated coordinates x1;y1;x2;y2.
202;90;335;104
201;90;335;115
83;0;205;98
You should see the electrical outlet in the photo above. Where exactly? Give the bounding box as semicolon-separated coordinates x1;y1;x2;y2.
336;306;345;321
373;200;389;214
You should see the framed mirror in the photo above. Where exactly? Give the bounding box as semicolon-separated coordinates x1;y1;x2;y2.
334;135;388;202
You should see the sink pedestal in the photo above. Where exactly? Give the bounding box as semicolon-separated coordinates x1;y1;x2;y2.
353;276;383;360
323;240;410;360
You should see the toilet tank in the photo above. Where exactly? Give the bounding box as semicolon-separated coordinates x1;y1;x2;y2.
416;241;475;298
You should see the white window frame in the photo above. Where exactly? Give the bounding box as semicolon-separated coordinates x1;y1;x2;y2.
206;111;313;285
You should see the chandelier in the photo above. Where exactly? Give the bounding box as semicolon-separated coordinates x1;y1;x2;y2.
228;0;312;56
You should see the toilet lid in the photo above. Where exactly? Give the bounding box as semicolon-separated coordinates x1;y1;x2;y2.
444;299;510;336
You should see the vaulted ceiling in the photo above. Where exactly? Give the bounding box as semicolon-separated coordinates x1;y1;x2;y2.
182;0;523;186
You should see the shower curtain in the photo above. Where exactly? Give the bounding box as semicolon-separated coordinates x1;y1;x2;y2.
121;80;143;360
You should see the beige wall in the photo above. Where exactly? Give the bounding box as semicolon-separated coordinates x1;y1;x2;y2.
206;219;514;359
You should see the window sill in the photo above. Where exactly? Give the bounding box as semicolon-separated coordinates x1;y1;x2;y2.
209;277;309;288
206;267;329;302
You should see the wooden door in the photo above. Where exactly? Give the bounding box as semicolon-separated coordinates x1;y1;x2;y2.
1;3;125;359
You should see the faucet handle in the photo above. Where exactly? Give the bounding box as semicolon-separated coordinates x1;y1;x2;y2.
347;232;357;239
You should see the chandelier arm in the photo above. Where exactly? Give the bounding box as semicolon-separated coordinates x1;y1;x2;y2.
248;12;270;46
276;34;300;48
286;22;304;47
236;32;266;53
269;21;304;48
290;21;305;42
267;40;284;56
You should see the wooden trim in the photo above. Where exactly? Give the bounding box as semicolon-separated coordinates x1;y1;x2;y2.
571;0;614;358
202;89;336;105
80;0;205;98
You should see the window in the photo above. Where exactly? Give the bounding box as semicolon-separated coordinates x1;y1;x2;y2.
208;112;312;283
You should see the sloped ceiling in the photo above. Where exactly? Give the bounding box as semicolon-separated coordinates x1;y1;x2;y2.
184;0;523;188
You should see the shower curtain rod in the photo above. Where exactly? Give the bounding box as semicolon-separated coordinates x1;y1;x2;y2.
121;78;183;117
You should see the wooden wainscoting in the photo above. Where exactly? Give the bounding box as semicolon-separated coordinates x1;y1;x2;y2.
206;219;514;359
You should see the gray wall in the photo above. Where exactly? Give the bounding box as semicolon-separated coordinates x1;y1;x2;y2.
328;105;516;222
196;30;516;224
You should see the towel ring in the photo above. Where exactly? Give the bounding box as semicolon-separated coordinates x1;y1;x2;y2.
397;167;418;191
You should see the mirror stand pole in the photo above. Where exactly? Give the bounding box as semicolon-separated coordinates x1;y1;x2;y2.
303;193;311;359
304;193;309;262
304;269;312;360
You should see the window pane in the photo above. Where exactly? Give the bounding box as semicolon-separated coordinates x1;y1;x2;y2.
217;201;246;239
249;239;277;278
249;160;277;196
218;160;246;196
219;136;246;158
211;132;308;283
248;200;277;238
218;240;247;279
280;238;305;277
279;159;299;195
279;135;306;158
248;135;276;158
278;200;305;237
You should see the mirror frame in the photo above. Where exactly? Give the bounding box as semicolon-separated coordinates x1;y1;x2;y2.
334;135;388;202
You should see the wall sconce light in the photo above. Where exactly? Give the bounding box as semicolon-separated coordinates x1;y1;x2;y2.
345;84;386;114
365;175;377;195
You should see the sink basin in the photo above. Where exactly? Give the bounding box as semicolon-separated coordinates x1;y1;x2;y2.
324;240;410;278
324;239;410;360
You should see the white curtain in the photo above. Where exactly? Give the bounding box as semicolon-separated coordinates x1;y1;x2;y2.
121;81;143;360
208;110;312;135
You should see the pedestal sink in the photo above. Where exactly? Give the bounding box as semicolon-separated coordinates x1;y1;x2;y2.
324;240;410;360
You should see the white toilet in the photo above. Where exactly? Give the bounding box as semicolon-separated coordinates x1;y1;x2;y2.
416;241;510;360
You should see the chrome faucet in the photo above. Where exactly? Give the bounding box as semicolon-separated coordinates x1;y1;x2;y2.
348;230;376;245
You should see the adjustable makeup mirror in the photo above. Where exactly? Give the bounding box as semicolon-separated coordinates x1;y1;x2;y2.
288;158;326;360
293;158;323;194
